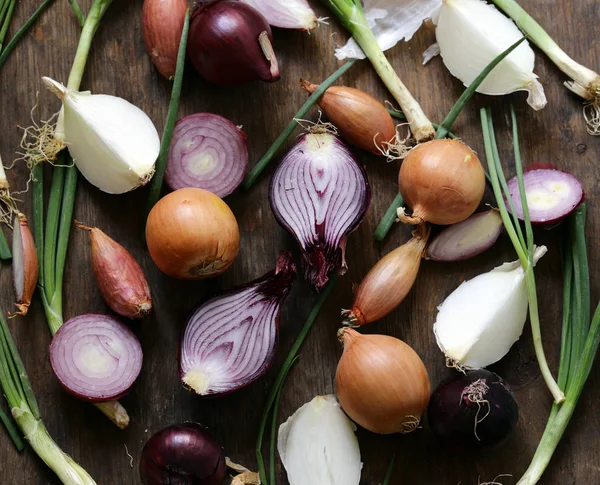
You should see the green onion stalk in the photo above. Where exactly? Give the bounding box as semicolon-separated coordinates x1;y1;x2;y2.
516;206;600;485
0;0;16;53
30;0;129;429
374;37;526;241
0;309;97;484
480;105;564;404
491;0;600;135
321;0;435;143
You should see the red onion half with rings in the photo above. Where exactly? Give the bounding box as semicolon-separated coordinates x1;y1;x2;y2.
49;314;143;402
180;252;296;396
269;133;371;291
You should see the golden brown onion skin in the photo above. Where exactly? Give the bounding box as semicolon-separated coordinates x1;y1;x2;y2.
142;0;187;79
300;80;396;154
399;139;485;225
336;329;431;434
146;188;240;280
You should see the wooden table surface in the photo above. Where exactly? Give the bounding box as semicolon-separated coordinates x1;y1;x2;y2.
1;0;599;483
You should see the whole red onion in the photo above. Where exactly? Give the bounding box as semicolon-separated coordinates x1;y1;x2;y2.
188;0;280;85
140;423;226;485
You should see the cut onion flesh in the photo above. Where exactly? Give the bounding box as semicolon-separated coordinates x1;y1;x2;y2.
49;314;143;402
240;0;317;30
180;252;296;396
425;210;503;262
165;113;248;198
506;168;584;224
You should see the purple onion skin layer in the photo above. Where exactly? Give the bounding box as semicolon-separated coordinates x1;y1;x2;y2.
506;167;584;225
427;369;519;450
179;252;296;397
425;210;503;262
165;113;248;197
188;0;279;85
140;423;226;485
269;133;371;291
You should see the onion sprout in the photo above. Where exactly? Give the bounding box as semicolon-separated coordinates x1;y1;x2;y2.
479;105;564;404
374;38;525;241
0;309;96;483
0;227;10;260
243;59;357;190
257;275;338;485
491;0;600;135
383;454;396;485
0;0;16;52
0;0;55;70
144;9;190;227
68;0;85;26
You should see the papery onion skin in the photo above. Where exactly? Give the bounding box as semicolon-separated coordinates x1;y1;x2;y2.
180;252;296;396
49;314;143;402
188;0;280;85
142;0;187;79
425;210;503;262
146;188;240;280
80;224;152;319
427;369;519;449
399;139;485;225
165;113;248;197
140;423;226;485
344;225;429;326
240;0;317;30
11;214;38;317
300;80;396;154
269;133;370;291
335;328;431;434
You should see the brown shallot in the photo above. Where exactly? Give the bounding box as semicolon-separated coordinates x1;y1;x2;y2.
11;214;38;317
77;223;152;319
300;80;396;154
342;225;429;327
335;328;431;434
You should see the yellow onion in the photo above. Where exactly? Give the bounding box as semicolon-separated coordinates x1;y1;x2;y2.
398;139;485;225
335;328;431;434
146;188;240;279
300;79;396;154
342;225;429;326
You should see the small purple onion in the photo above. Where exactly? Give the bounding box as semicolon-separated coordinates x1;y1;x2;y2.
165;113;248;197
49;314;143;402
507;167;584;225
180;252;296;396
140;423;226;485
425;210;503;262
269;133;370;291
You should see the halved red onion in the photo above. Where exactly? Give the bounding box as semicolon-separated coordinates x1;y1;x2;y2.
507;168;584;224
240;0;317;30
425;210;503;262
269;133;370;291
165;113;248;198
180;252;296;396
49;314;143;402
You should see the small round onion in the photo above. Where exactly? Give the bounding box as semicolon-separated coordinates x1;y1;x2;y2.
146;188;240;279
335;328;430;434
49;314;143;402
165;113;248;197
140;423;226;485
398;139;485;225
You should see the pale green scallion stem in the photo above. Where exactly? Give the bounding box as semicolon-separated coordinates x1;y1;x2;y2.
68;0;85;27
0;226;10;260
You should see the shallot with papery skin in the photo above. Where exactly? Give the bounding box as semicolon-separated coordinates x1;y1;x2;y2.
240;0;317;30
165;113;248;197
506;168;584;225
188;0;279;85
269;132;370;291
300;80;396;154
180;252;296;396
343;224;429;327
142;0;187;79
398;139;486;225
49;314;143;402
77;223;151;319
11;214;38;317
140;423;226;485
336;328;430;434
425;210;503;262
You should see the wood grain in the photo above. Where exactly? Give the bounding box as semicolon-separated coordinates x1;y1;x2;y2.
1;0;599;483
